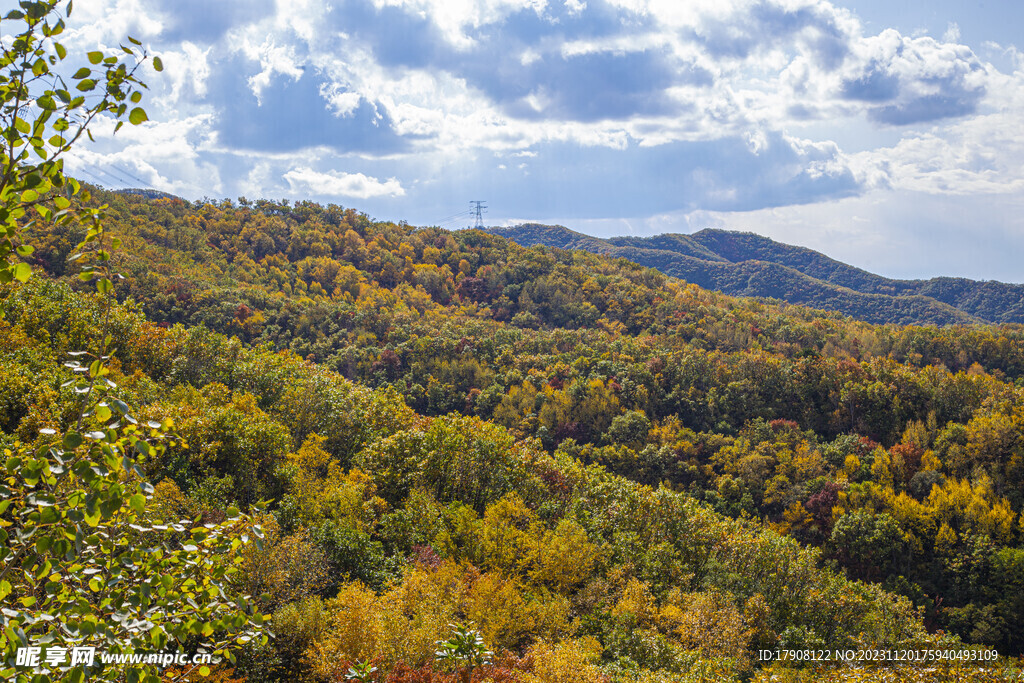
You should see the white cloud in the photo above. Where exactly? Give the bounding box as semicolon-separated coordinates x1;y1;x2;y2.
943;22;961;44
320;86;363;117
60;0;1023;156
565;0;586;15
370;0;547;48
63;112;224;196
66;0;165;46
241;38;305;103
282;167;406;199
159;41;211;101
854;114;1024;195
116;0;1010;170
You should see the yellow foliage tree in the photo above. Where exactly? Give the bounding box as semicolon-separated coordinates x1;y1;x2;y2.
530;519;602;593
520;639;606;683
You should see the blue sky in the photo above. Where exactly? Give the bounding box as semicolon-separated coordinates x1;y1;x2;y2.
32;0;1024;281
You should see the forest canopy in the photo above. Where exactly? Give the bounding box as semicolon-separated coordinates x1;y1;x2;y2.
3;184;1024;681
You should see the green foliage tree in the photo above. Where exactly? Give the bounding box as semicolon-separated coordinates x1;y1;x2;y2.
827;511;909;582
433;624;492;683
0;0;161;292
343;660;376;683
0;3;267;682
0;422;269;683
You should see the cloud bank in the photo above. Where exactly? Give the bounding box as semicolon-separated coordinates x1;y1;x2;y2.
283;167;407;199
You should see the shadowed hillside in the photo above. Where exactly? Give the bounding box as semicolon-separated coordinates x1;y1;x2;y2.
490;224;1024;325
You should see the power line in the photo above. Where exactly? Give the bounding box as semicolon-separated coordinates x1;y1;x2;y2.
110;163;149;186
93;166;129;185
470;200;487;229
76;168;110;187
433;209;472;225
431;210;474;230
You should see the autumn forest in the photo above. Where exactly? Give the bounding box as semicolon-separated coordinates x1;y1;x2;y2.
3;4;1024;682
3;184;1024;682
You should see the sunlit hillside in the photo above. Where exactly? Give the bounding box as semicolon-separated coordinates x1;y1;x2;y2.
4;187;1023;680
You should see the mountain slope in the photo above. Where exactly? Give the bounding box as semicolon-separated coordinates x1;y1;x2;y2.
16;188;1024;659
489;224;1023;325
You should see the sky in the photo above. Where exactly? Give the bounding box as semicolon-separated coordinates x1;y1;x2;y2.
16;0;1024;281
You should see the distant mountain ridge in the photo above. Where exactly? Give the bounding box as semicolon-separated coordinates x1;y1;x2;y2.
487;224;1024;325
114;187;182;201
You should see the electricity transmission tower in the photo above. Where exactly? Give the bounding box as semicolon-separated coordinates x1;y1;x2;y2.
470;200;487;229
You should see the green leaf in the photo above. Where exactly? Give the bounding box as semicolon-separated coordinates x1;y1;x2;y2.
129;107;148;125
152;56;163;72
87;51;103;64
13;263;31;283
72;67;91;79
198;666;211;677
129;494;145;514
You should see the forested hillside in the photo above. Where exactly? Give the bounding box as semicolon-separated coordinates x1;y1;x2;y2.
4;187;1024;681
489;224;1024;325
